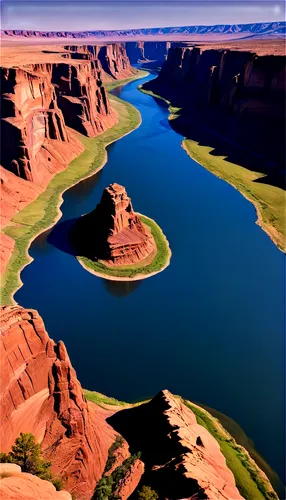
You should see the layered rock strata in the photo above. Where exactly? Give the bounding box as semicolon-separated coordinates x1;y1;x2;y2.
0;306;277;499
71;183;156;266
52;46;118;136
0;306;116;499
108;390;244;499
1;64;83;186
0;43;136;276
98;44;137;80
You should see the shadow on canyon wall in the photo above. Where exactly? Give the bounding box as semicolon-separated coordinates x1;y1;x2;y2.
142;56;285;191
170;107;285;190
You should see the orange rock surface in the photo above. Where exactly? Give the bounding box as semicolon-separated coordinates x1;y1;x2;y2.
98;44;137;80
108;389;244;499
72;183;156;266
0;306;116;499
0;42;137;277
113;459;145;500
0;464;71;500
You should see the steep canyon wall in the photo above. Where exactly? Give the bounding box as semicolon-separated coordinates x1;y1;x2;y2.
144;46;286;178
0;43;134;275
0;305;262;500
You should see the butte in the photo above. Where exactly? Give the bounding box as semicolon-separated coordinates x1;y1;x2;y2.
70;183;157;267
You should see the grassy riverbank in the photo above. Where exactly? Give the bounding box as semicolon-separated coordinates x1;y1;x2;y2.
139;84;285;252
1;81;143;305
105;69;148;91
184;401;278;500
77;215;171;280
183;140;285;251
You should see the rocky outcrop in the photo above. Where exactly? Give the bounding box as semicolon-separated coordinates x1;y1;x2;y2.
98;44;137;80
0;43;132;276
143;46;286;180
0;306;277;499
108;390;244;499
0;464;71;500
113;459;144;500
1;65;84;185
0;306;116;499
71;183;156;266
52;46;118;135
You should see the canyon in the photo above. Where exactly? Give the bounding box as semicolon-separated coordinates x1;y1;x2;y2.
143;44;286;180
0;34;285;500
0;305;277;499
0;43;136;276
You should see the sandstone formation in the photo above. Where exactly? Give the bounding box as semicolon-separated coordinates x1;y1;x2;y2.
143;45;286;182
1;64;83;185
113;459;144;500
0;306;116;499
98;44;137;80
0;306;277;499
52;46;118;136
71;183;156;266
0;464;71;500
108;390;244;499
0;42;136;277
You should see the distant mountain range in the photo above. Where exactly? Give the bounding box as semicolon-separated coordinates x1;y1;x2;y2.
1;21;285;39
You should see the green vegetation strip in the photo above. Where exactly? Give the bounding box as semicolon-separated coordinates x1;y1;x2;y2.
105;69;149;91
139;84;285;252
1;92;141;305
183;140;285;252
83;389;128;408
77;215;171;280
184;401;278;500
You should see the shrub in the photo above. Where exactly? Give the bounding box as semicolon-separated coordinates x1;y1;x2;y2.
137;485;159;500
0;433;62;489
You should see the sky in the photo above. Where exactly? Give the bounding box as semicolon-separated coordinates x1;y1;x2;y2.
1;0;285;31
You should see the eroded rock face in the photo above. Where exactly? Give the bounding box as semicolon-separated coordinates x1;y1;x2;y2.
72;183;156;266
52;46;118;136
98;44;137;80
108;390;244;500
0;43;132;276
0;306;116;499
1;65;84;185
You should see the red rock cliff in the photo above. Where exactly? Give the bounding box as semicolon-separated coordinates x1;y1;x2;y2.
52;46;118;136
0;306;116;499
108;390;244;499
1;64;83;185
0;44;130;276
98;43;137;80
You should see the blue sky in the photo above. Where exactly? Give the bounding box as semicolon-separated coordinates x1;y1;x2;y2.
1;0;285;31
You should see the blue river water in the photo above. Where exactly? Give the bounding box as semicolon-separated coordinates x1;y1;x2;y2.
16;73;285;483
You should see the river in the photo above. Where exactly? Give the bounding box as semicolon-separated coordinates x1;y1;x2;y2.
15;73;285;484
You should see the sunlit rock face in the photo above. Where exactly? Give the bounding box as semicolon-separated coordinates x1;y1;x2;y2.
71;183;156;266
0;305;116;499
